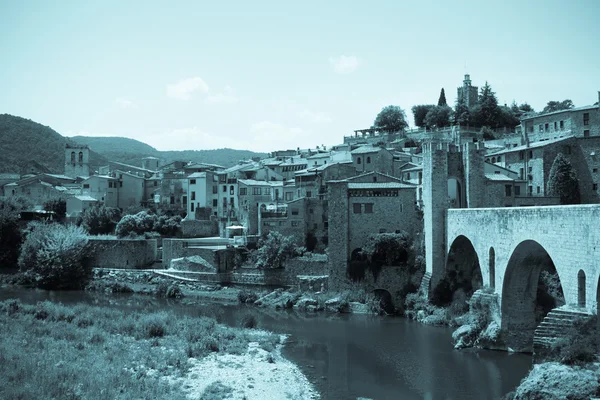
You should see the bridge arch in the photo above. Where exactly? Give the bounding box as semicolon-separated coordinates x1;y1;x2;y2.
373;288;394;314
433;235;482;307
501;240;565;352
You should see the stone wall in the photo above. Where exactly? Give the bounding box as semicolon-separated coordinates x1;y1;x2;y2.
181;220;218;238
162;239;237;272
86;238;158;269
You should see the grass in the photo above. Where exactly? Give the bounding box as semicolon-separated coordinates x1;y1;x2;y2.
0;299;280;400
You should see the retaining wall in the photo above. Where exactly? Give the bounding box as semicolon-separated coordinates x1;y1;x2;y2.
86;238;158;269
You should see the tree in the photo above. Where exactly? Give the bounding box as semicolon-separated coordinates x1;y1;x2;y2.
0;197;32;269
497;106;520;129
253;231;297;269
542;100;574;114
424;105;452;128
411;105;435;128
78;205;122;235
372;105;408;133
510;101;535;119
453;96;470;125
547;153;581;205
474;81;500;128
437;88;447;106
18;222;91;289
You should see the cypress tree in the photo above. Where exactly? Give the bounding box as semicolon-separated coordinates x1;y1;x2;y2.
547;153;581;204
438;88;447;107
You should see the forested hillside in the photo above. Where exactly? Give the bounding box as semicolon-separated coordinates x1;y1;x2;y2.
0;114;106;174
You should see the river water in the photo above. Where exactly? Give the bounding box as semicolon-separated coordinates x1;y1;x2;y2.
0;287;531;400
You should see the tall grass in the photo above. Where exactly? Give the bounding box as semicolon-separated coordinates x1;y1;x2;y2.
0;299;280;400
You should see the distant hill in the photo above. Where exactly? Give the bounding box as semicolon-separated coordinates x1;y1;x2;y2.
0;114;107;175
70;136;267;168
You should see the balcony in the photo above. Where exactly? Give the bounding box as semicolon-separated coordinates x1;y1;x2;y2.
261;211;288;218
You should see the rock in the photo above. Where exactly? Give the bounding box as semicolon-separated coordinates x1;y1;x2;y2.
325;297;347;313
452;324;478;349
293;297;318;311
169;256;216;272
513;362;600;400
348;302;371;314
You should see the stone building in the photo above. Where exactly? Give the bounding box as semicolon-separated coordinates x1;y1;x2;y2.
64;144;90;178
520;100;600;143
456;74;479;108
187;171;219;220
350;145;395;175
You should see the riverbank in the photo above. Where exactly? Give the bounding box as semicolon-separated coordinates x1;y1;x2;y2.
0;299;318;399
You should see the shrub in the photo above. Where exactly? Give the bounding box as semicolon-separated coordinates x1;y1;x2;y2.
18;222;92;290
240;314;257;329
78;205;121;235
253;231;297;269
155;282;184;299
115;211;181;238
550;316;599;366
43;198;66;219
0;197;31;270
237;289;258;304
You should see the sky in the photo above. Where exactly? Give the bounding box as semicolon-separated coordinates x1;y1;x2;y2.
1;0;599;153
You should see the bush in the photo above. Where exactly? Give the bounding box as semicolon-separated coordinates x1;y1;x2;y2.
18;222;91;290
240;314;257;329
237;289;258;304
253;231;297;269
550;316;599;366
0;197;30;269
78;206;121;235
115;211;181;238
155;282;184;299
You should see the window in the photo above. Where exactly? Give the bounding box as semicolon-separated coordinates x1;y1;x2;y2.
491;157;496;163
154;181;158;187
291;221;299;227
291;208;299;215
306;191;312;198
357;157;362;165
519;168;524;179
78;152;83;163
353;203;361;214
365;203;373;213
584;130;590;138
406;172;411;180
366;156;371;164
83;184;89;189
239;187;247;195
545;123;549;131
529;126;534;133
170;196;175;205
285;192;293;201
190;203;194;212
594;183;599;191
309;208;314;214
554;121;557;130
505;185;512;197
497;155;502;162
528;185;533;195
70;152;76;163
537;186;540;194
222;185;226;192
182;195;187;205
264;187;271;195
594;168;598;173
494;171;500;174
560;120;564;129
120;181;123;188
538;124;543;132
190;179;196;184
252;187;261;195
519;151;524;160
583;113;590;126
191;191;196;200
108;182;113;188
212;186;218;194
528;166;532;173
515;186;521;196
212;199;217;207
230;185;234;195
529;150;533;158
230;197;234;206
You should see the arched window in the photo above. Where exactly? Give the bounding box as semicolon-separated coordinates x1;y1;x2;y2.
578;269;586;308
70;152;76;163
489;247;495;288
357;157;362;165
491;157;496;163
78;152;83;163
367;156;371;164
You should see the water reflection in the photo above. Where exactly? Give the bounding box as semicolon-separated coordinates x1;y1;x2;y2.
0;287;530;400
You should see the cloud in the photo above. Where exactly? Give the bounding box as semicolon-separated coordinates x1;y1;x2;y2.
206;85;239;104
249;121;307;150
166;77;209;100
329;55;360;74
298;109;332;123
115;97;137;109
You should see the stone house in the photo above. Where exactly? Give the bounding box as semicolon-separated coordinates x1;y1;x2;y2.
66;195;98;216
520;100;600;143
350;145;395;175
237;179;284;235
81;175;119;208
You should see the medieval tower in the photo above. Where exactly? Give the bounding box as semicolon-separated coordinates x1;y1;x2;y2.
457;74;479;108
64;144;90;178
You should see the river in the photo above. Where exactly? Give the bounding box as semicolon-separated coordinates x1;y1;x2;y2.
0;287;531;400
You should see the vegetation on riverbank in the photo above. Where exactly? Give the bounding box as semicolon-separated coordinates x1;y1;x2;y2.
0;299;282;399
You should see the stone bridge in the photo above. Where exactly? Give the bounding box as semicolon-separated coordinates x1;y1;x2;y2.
435;204;600;351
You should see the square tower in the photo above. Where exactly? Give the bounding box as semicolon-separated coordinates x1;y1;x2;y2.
457;74;479;108
65;144;90;178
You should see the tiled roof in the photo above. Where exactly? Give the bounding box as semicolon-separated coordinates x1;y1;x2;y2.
521;104;598;121
347;182;415;189
238;179;283;187
486;136;573;156
485;173;515;181
74;195;99;201
350;146;380;155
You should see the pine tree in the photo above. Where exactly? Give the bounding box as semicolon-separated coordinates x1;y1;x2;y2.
547;153;581;205
453;96;470;125
438;88;447;107
477;81;500;128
